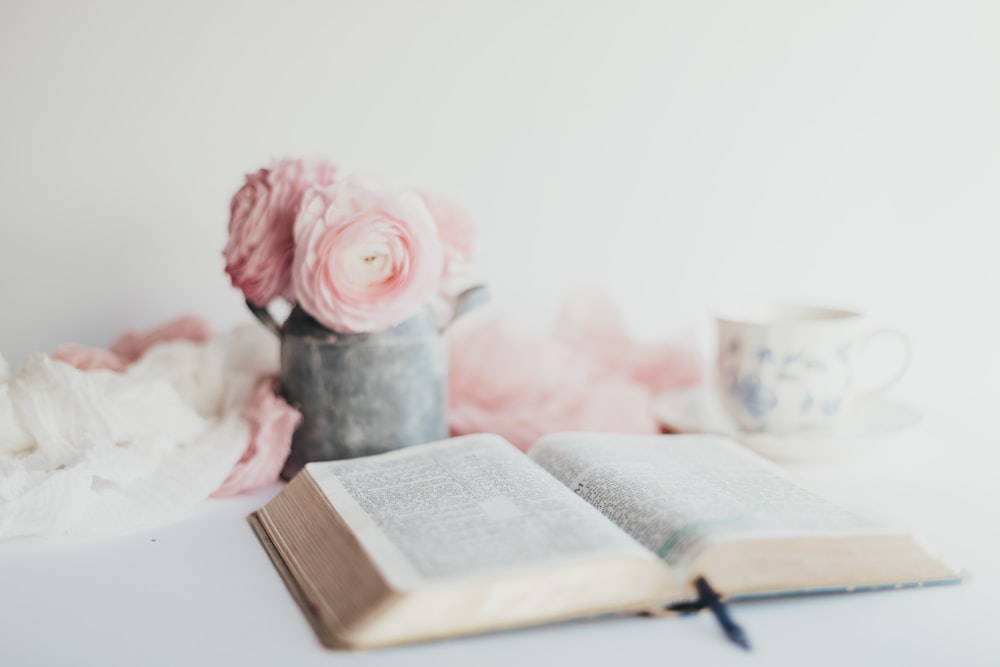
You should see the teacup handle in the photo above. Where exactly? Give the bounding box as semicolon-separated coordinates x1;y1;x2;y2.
855;328;912;399
246;300;283;338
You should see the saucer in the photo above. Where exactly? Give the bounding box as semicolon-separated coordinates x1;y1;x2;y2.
649;387;922;463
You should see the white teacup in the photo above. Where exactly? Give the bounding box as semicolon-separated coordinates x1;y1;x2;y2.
714;305;910;434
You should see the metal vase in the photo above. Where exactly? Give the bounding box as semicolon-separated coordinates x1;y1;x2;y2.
248;302;448;479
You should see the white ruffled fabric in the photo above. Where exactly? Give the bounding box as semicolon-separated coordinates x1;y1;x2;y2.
0;326;278;539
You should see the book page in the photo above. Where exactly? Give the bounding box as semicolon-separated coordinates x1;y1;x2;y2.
529;433;889;573
307;434;652;590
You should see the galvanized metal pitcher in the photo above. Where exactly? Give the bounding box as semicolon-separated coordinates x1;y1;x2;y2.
248;287;486;478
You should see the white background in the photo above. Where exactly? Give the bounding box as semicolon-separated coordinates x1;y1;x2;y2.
1;2;999;664
2;0;998;387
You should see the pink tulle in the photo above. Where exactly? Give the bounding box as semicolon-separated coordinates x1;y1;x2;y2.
212;378;301;498
448;298;700;450
51;344;129;372
109;315;214;362
554;292;701;393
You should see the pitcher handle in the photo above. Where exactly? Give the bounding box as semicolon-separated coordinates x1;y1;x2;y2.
246;300;283;338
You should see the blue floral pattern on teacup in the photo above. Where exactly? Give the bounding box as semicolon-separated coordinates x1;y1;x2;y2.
727;373;778;417
721;342;853;431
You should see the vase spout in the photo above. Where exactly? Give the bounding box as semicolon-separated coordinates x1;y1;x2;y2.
449;285;490;325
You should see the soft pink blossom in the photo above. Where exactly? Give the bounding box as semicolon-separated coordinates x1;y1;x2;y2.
51;345;129;372
419;191;476;286
224;159;339;306
292;177;445;333
212;378;301;498
109;315;214;362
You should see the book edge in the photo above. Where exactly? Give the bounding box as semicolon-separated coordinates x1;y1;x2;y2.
248;511;350;649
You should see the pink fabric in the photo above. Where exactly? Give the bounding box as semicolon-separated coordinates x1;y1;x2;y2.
292;176;445;333
212;378;301;498
50;316;299;497
419;191;476;285
52;315;213;372
109;315;214;362
224;159;339;306
51;345;129;372
447;299;700;450
554;292;701;392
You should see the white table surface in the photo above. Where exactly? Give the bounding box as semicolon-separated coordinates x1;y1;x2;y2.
2;390;998;667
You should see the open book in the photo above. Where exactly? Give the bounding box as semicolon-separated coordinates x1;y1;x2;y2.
248;433;962;649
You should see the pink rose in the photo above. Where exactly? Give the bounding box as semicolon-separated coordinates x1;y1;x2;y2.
419;191;476;288
292;177;445;333
224;159;339;306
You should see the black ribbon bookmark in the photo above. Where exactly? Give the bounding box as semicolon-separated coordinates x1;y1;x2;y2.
668;577;752;651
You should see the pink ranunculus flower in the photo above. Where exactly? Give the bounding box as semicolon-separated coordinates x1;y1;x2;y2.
292;177;445;333
224;159;339;307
